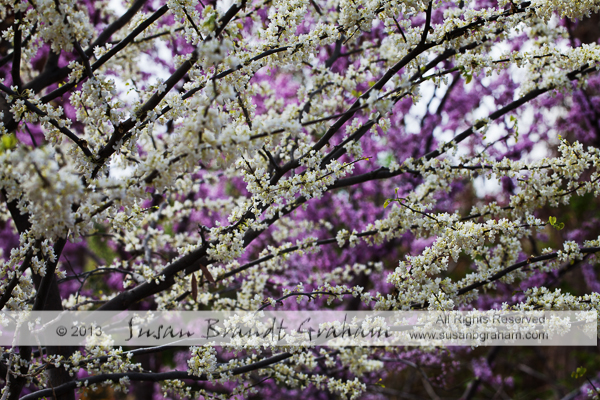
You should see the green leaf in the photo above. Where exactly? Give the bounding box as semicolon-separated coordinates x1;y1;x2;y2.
459;67;472;84
510;115;519;142
0;133;17;152
383;199;390;208
548;216;564;230
572;366;587;379
203;13;217;31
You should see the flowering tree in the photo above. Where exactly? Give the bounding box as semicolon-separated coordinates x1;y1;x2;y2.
2;0;600;398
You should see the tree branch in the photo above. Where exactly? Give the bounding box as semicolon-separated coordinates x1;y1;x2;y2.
21;352;293;400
